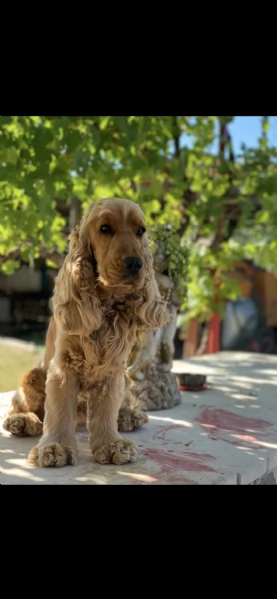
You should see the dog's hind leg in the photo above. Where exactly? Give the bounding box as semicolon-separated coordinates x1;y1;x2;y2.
2;317;56;437
117;373;148;432
75;392;88;429
2;368;46;436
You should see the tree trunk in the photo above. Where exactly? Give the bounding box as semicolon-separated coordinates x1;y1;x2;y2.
128;240;181;410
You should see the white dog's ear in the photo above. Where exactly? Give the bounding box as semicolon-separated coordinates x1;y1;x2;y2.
52;230;103;335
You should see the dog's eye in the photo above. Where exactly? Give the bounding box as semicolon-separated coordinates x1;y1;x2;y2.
100;224;114;235
137;226;146;237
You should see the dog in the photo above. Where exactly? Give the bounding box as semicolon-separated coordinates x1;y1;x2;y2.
3;198;170;467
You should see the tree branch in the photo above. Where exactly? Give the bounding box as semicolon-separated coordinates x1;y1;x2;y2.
0;246;65;269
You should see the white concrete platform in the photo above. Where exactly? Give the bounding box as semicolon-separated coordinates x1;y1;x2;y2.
1;351;277;485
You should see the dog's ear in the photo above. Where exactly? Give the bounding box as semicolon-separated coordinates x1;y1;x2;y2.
52;228;103;336
130;243;171;332
133;277;171;331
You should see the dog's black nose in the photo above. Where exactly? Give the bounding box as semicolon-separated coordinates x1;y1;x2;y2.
123;257;143;275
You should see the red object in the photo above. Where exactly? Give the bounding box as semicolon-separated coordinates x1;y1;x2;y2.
208;312;221;353
179;383;208;392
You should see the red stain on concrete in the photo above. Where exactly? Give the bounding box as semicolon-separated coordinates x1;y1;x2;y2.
141;447;217;476
132;474;197;485
146;424;218;482
153;424;190;444
196;406;273;448
196;407;272;434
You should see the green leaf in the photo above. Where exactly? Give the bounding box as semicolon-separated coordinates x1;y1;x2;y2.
100;117;110;130
1;260;20;274
5;147;18;164
46;259;60;269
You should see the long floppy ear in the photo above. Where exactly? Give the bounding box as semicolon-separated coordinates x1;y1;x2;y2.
130;243;171;332
52;228;103;336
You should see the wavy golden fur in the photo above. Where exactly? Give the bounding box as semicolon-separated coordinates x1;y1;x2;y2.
3;199;169;467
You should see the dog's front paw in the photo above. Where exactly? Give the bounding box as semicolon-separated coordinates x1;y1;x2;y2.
3;413;43;436
28;442;78;468
93;438;138;465
118;407;148;432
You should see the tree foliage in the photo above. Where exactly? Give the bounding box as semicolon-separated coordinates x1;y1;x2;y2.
1;115;277;319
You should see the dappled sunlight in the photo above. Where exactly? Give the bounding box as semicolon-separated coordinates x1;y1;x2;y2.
236;446;256;452
210;374;277;388
175;354;277;382
1;466;45;482
148;415;194;428
6;457;36;468
211;384;241;393
116;471;157;482
231;375;277;386
173;361;230;377
231;393;258;401
234;403;261;410
232;434;277;450
74;475;108;484
256;369;277;376
0;429;11;437
243;450;264;457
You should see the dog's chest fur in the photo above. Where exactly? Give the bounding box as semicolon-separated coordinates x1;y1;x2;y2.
81;303;137;382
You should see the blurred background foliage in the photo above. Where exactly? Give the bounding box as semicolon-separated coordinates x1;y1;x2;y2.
1;115;277;320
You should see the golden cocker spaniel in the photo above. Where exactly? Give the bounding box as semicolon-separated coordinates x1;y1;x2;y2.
3;199;169;467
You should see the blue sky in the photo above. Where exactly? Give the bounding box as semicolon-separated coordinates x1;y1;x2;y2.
177;117;277;158
229;116;277;156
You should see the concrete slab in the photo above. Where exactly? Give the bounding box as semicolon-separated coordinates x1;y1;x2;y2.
1;351;277;485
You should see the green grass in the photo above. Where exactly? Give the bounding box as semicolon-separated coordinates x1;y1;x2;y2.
0;343;45;393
